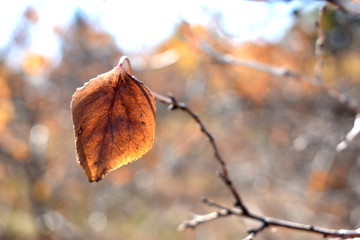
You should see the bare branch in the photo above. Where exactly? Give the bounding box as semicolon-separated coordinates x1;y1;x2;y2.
180;199;360;239
200;42;360;115
153;87;360;239
150;91;248;212
151;88;360;239
201;42;297;78
177;209;231;231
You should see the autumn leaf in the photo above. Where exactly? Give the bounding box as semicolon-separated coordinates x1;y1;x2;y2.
71;59;156;182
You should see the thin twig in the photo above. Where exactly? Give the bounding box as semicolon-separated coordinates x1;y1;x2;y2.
150;91;248;213
200;42;360;114
180;199;360;239
177;209;232;231
201;42;297;78
152;83;360;239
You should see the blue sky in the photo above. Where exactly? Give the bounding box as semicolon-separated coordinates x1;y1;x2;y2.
1;0;319;60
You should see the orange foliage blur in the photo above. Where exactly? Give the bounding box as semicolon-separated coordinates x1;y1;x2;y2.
21;52;49;75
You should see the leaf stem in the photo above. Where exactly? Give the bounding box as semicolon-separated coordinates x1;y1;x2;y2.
118;55;133;75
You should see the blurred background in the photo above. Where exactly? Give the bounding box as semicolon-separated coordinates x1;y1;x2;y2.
1;0;360;239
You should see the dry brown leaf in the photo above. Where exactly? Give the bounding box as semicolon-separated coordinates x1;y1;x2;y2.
71;62;156;182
